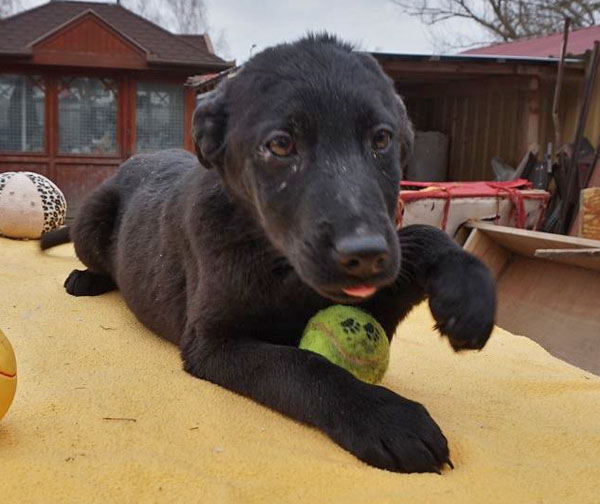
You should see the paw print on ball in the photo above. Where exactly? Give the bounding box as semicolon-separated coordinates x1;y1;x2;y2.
340;318;361;334
363;322;382;343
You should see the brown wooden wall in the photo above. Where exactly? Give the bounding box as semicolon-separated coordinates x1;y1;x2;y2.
400;66;595;182
0;69;197;213
538;77;582;154
538;61;600;153
587;63;600;146
401;76;536;181
39;18;141;55
32;13;146;69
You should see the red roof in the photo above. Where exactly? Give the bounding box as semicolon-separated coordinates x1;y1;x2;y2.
463;24;600;58
0;0;231;69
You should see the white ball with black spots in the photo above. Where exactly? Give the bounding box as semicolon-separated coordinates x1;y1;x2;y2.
0;172;67;239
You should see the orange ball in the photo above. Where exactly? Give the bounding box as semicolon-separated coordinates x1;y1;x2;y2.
0;328;17;420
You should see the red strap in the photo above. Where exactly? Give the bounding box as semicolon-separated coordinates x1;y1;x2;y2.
486;182;527;228
396;180;550;231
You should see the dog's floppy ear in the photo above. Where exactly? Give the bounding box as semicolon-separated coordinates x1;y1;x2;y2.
395;94;414;169
192;86;227;169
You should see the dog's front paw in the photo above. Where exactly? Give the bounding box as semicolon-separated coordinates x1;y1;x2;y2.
64;269;116;297
331;386;450;473
428;251;496;351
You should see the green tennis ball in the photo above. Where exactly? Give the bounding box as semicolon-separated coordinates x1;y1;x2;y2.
299;305;389;384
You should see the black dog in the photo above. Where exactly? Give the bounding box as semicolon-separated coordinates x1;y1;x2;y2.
42;35;495;474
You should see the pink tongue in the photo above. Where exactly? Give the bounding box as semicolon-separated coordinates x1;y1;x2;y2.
342;285;377;298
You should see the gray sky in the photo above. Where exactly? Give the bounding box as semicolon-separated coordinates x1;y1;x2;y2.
16;0;490;63
207;0;489;63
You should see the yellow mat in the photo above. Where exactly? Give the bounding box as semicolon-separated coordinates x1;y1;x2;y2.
0;237;598;503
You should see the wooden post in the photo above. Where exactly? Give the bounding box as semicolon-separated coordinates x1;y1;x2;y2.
522;76;540;159
47;74;57;182
128;79;137;157
579;187;600;240
184;86;196;153
560;41;600;234
552;18;570;158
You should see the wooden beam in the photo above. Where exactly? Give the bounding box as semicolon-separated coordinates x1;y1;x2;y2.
523;76;541;157
534;248;600;257
552;18;571;156
466;220;600;250
462;222;600;374
381;59;582;79
33;51;146;69
580;187;600;240
465;220;600;271
399;75;531;98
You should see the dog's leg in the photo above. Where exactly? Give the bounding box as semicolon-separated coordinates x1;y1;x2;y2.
64;184;120;297
70;184;120;278
366;224;496;351
64;269;117;296
181;326;450;473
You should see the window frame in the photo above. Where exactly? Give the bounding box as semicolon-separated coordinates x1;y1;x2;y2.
0;72;48;156
0;69;195;163
133;78;188;155
55;72;124;159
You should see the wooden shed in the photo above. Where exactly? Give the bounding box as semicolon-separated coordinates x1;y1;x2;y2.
373;52;590;182
189;51;594;185
0;0;232;211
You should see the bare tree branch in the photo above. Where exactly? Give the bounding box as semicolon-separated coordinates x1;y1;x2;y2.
121;0;228;58
164;0;208;34
393;0;600;44
123;0;164;27
212;29;231;60
122;0;208;34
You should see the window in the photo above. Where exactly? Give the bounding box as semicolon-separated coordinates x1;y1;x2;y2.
136;82;184;153
0;74;45;153
58;77;118;155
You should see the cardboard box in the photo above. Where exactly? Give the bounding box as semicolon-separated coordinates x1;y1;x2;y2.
462;221;600;374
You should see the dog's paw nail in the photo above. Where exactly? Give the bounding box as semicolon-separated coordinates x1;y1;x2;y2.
447;458;454;470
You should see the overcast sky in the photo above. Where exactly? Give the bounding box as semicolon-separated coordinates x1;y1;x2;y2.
17;0;490;63
207;0;489;63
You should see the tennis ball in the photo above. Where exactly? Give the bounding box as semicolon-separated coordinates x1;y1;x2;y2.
299;305;389;384
0;328;17;421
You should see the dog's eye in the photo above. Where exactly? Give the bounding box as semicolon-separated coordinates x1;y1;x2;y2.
372;129;392;152
266;133;295;157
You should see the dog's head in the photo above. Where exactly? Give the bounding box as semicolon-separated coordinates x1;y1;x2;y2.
193;34;413;303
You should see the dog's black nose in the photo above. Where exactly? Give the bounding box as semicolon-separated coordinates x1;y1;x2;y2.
334;234;391;278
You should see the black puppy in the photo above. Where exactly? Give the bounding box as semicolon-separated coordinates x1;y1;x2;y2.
42;35;495;474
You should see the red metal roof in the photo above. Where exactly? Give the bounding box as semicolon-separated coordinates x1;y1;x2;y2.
463;24;600;58
0;0;231;69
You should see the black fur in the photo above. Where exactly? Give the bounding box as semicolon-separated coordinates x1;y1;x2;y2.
43;35;495;474
40;226;70;250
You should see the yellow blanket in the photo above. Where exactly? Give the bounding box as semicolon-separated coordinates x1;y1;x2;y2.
0;238;598;503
